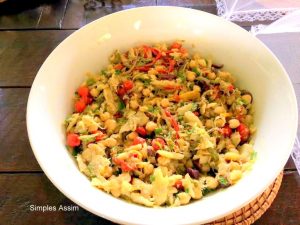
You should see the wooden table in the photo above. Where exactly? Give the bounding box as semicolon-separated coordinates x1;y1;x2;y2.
0;1;299;224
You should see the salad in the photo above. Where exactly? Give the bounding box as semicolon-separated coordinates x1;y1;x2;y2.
64;41;256;207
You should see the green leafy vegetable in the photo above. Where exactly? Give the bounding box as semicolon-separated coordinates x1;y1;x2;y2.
150;175;155;183
218;176;229;186
192;68;201;76
250;151;257;160
177;70;186;82
115;70;121;75
185;188;190;194
86;78;96;86
202;188;212;196
72;146;82;156
154;128;163;135
118;100;126;111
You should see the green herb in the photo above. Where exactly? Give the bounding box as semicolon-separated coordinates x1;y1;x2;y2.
86;78;96;86
236;98;246;105
118;100;126;111
72;146;82;156
113;168;122;176
192;68;201;76
177;115;184;122
218;176;229;186
154;127;163;135
142;79;151;86
150;175;155;183
177;70;186;82
148;106;159;114
101;69;107;76
250;151;257;160
202;188;212;196
191;102;198;111
79;134;98;144
115;70;121;75
117;117;127;125
185;188;190;194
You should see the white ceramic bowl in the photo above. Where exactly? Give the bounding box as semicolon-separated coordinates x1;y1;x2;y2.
27;6;298;225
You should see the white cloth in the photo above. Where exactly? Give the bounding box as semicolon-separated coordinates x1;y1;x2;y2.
216;0;300;22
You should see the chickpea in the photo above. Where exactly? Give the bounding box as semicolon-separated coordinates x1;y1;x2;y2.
127;131;138;140
205;119;214;129
229;119;240;129
102;137;117;147
105;119;117;132
177;192;191;205
199;155;209;165
142;88;151;97
148;68;158;75
130;100;139;110
229;170;242;184
189;60;197;68
242;94;252;105
214;118;225;128
186;71;196;81
214;106;225;114
146;121;157;133
139;106;148;112
193;85;201;92
205;176;218;189
90;88;100;97
100;112;111;121
161;98;170;108
207;72;216;80
197;59;207;67
143;163;154;175
225;152;240;161
227;95;236;105
157;156;171;166
201;164;210;172
90;103;99;111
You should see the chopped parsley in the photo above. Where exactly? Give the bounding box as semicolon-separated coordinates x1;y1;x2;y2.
236;98;246;105
72;146;82;156
202;188;212;196
154;127;163;135
192;68;201;76
118;99;126;111
177;70;186;82
218;176;229;186
150;175;155;183
250;151;257;160
86;78;96;86
115;70;121;75
185;188;190;194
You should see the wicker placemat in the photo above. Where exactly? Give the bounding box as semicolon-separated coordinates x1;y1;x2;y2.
205;171;283;225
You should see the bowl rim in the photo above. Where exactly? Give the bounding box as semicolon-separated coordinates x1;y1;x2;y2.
26;6;298;225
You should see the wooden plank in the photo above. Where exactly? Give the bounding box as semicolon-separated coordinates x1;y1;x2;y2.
0;88;40;171
0;173;116;225
36;0;69;29
157;0;217;14
62;0;156;29
0;0;69;29
254;171;300;225
157;0;216;5
0;171;298;224
0;30;74;87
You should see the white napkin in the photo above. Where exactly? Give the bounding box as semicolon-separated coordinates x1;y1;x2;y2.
216;0;300;22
